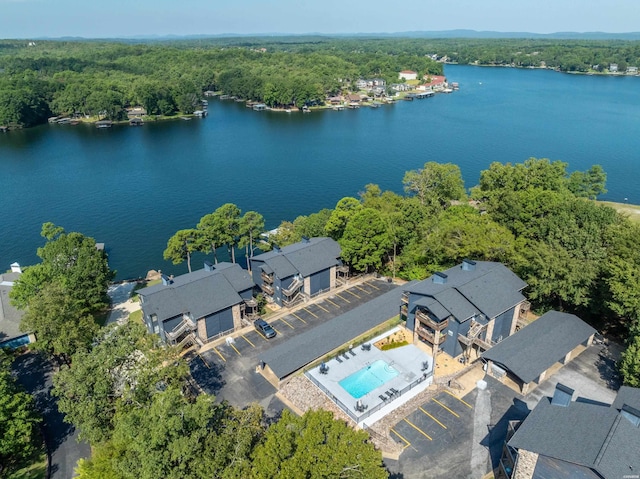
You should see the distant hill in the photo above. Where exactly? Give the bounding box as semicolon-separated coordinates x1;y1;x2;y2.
33;30;640;42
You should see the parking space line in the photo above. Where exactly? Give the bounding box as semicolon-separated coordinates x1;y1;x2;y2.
432;398;460;418
303;307;318;318
345;289;361;299
366;281;380;290
291;312;307;324
279;317;295;329
336;293;351;303
240;335;255;348
403;418;432;441
326;298;341;308
212;347;226;362
198;354;211;369
419;407;447;429
314;303;329;313
271;325;282;335
354;284;370;293
255;331;268;341
229;342;242;356
390;428;412;449
443;390;473;409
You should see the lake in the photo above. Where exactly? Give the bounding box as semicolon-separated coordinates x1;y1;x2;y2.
1;65;639;279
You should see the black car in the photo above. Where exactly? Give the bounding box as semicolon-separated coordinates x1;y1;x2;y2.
254;319;276;339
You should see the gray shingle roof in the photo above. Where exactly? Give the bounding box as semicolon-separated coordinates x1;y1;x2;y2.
509;388;640;479
406;261;527;323
137;263;253;322
252;237;341;279
612;385;640;412
260;281;417;379
481;311;596;384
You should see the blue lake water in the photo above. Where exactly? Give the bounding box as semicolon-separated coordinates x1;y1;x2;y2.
1;65;639;279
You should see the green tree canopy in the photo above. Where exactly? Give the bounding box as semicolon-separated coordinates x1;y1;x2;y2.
324;197;362;240
403;161;466;208
339;208;391;273
163;228;200;273
10;223;114;313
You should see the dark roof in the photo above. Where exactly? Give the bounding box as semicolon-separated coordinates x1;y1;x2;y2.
612;385;640;412
251;237;340;279
137;263;253;322
260;281;417;379
406;261;526;322
509;388;640;479
482;311;595;384
0;271;24;341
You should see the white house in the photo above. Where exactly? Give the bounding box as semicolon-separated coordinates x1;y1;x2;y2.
398;70;417;81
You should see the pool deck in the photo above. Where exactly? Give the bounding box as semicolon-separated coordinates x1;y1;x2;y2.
306;327;434;425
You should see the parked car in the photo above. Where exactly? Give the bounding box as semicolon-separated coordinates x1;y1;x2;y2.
254;319;276;339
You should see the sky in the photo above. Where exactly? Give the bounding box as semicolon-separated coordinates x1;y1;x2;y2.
1;0;638;39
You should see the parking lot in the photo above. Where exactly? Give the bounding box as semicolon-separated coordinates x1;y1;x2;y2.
386;341;622;479
189;279;397;414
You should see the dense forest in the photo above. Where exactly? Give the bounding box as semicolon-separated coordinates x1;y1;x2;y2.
0;38;442;128
2;36;639;128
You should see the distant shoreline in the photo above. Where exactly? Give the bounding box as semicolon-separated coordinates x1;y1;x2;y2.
447;61;640;78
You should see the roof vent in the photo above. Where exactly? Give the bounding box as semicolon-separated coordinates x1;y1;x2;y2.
432;272;448;284
10;262;22;274
204;261;214;272
161;274;173;286
462;259;477;271
551;383;574;407
302;236;310;243
273;244;281;253
620;404;640;426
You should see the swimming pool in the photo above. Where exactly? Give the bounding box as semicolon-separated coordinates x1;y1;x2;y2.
339;359;398;399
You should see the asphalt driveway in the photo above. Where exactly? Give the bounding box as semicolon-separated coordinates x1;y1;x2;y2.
189;279;397;413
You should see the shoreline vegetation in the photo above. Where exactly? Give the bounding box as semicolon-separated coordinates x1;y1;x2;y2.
2;36;639;129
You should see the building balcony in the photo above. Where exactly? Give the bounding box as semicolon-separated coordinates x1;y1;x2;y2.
415;309;448;331
260;283;274;295
165;315;197;341
261;271;274;284
417;326;446;345
401;292;409;304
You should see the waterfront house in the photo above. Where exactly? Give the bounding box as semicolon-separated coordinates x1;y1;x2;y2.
390;83;411;92
499;384;640;479
422;74;447;91
402;260;528;360
346;94;362;103
250;237;343;307
137;262;257;348
0;263;34;349
627;66;638;74
609;63;619;72
398;70;418;81
126;106;147;119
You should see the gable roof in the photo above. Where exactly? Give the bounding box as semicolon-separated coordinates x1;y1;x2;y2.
260;281;417;379
251;237;341;279
406;261;527;322
137;262;253;322
509;387;640;479
481;311;596;384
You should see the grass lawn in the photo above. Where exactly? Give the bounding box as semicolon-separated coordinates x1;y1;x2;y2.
7;444;47;479
129;309;143;323
598;200;640;222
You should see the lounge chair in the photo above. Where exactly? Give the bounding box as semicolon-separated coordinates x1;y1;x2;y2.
385;391;394;399
361;343;371;351
379;394;388;402
391;388;399;395
319;363;329;374
336;356;343;363
342;353;350;360
349;349;356;357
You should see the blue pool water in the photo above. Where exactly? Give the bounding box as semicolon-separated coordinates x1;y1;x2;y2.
339;360;399;399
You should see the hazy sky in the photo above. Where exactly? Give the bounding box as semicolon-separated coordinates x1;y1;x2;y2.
2;0;637;38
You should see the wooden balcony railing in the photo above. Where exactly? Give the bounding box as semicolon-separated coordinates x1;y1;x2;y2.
415;309;448;331
417;326;446;345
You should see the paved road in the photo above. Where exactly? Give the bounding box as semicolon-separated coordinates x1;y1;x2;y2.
13;352;90;479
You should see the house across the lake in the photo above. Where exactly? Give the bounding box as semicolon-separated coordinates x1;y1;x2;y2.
137;262;257;348
398;70;418;81
250;237;344;307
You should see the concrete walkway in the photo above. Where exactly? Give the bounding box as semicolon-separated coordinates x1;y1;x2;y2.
106;282;140;325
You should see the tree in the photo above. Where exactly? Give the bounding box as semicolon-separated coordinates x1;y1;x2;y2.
52;322;188;444
619;333;640;387
267;221;300;248
251;409;387;479
212;204;242;263
403;162;466;208
238;211;265;268
339;208;391;273
10;223;114;313
324;197;362;240
0;350;41;477
20;283;99;363
567;165;607;199
196;213;223;264
163;229;200;273
292;209;332;239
